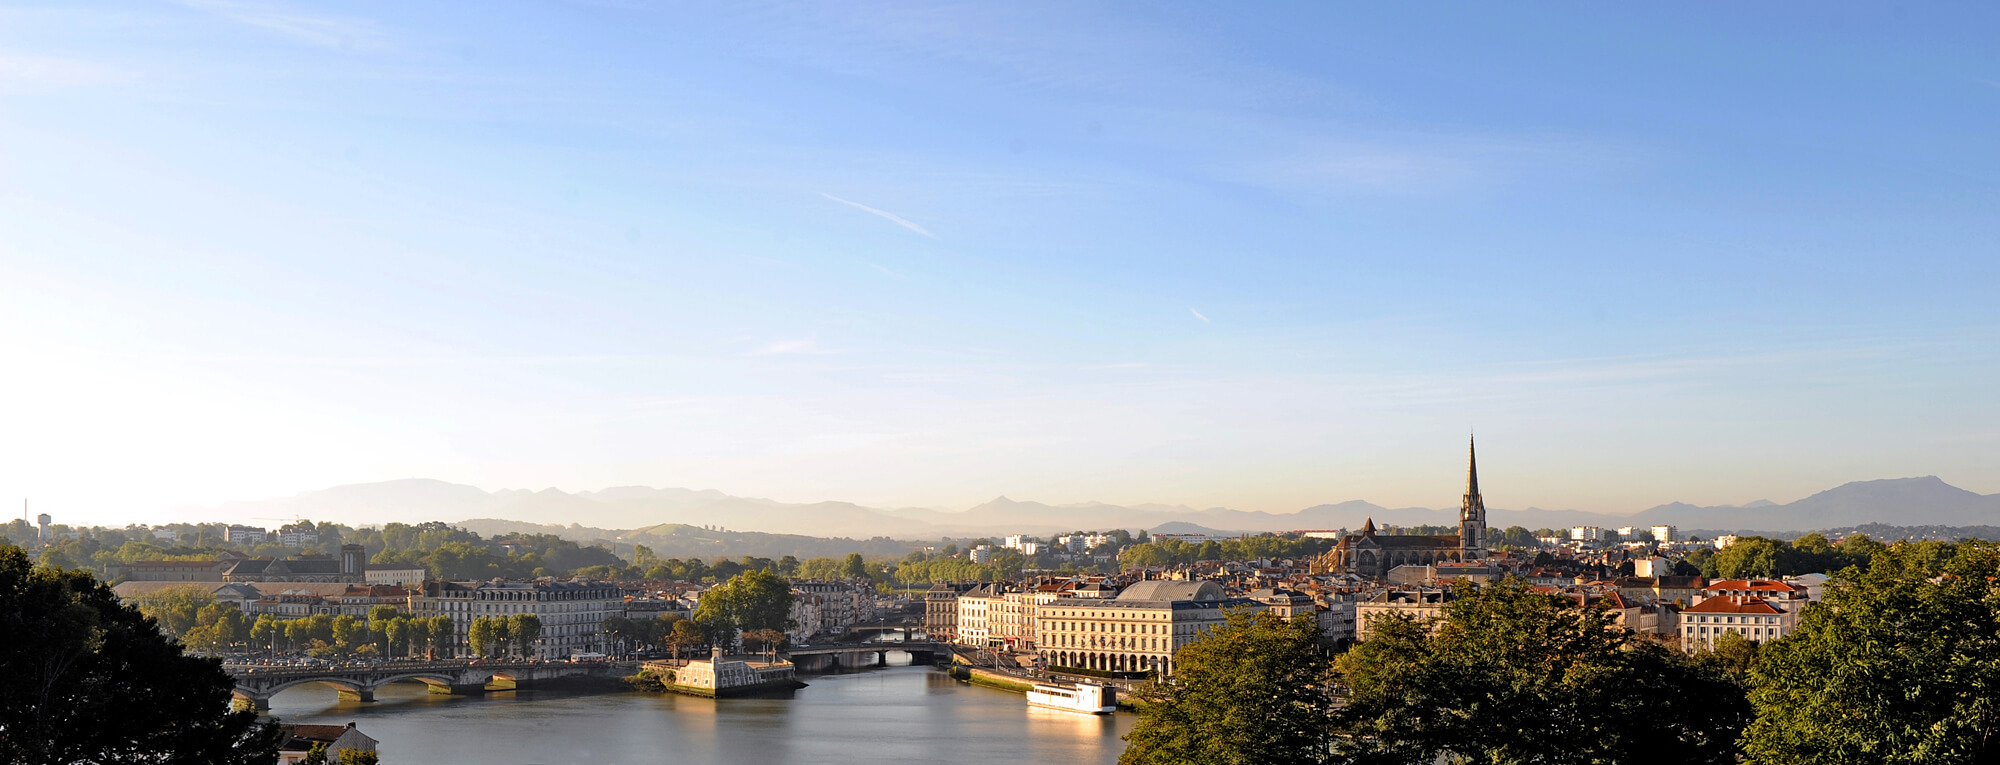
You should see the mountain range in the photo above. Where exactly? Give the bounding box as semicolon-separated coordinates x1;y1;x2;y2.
176;475;2000;540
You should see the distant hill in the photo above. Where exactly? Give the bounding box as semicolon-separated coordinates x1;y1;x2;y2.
1634;476;2000;532
172;475;2000;540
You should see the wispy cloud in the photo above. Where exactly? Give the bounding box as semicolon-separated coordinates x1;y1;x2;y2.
747;336;843;356
1190;308;1210;323
174;0;382;50
819;192;937;239
0;55;131;95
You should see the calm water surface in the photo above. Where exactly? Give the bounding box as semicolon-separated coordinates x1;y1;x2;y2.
264;664;1134;764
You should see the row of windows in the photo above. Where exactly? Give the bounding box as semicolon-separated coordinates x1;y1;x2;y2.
1685;626;1778;637
1687;614;1780;625
1045;621;1172;635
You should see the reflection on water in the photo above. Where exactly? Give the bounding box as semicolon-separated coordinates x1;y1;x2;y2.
263;666;1132;764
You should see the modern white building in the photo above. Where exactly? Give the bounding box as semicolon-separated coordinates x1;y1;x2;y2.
1651;525;1678;542
226;525;269;545
1057;533;1114;552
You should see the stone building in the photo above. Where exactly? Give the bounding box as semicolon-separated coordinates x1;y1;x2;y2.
954;582;1000;648
1312;438;1489;579
1035;580;1244;677
414;579;622;660
923;582;979;643
1354;588;1455;641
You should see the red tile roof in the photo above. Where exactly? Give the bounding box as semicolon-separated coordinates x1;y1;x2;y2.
1684;598;1784;614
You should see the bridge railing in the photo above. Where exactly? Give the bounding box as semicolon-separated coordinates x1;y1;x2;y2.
223;660;552;676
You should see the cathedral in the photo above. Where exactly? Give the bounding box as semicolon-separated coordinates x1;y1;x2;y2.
1309;438;1488;579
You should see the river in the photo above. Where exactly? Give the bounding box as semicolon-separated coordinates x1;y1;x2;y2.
263;662;1136;764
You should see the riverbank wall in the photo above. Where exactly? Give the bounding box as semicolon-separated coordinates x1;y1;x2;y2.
947;667;1145;712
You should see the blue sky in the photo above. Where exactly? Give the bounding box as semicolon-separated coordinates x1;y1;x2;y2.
2;2;1996;525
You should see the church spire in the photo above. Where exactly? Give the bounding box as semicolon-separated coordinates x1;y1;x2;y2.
1460;435;1487;554
1466;434;1480;501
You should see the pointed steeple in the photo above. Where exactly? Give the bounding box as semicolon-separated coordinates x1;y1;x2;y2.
1466;435;1481;501
1361;517;1376;536
1461;435;1487;554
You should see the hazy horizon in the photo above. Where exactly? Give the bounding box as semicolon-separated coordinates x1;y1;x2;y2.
4;3;1997;525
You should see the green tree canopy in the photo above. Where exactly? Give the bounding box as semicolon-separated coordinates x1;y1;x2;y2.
0;544;279;763
509;613;543;657
693;569;795;647
1333;579;1748;764
1121;609;1333;765
1742;540;1999;764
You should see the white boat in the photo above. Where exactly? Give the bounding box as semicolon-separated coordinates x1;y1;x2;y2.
1026;681;1116;714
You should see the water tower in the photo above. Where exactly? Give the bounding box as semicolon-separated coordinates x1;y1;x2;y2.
36;514;52;542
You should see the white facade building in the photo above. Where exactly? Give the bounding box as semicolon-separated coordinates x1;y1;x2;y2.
416;579;621;660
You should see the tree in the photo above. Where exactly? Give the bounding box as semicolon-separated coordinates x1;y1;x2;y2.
1696;630;1762;681
1711;536;1786;579
404;617;430;660
430;615;455;658
669;618;707;659
468;617;494;658
1121;609;1332;765
130;585;215;636
366;604;398;655
509;613;543;659
842;552;868;580
1742;540;2000;764
1334;579;1748;764
0;543;280;763
744;628;787;661
693;569;796;649
330;615;364;654
251;613;280;655
384;618;409;660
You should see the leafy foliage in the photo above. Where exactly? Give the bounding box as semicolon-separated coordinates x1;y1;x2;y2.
1703;533;1885;579
1122;609;1333;765
1118;534;1335;568
0;543;279;764
128;586;252;653
1742;540;2000;764
509;613;543;656
692;569;795;647
1333;579;1749;764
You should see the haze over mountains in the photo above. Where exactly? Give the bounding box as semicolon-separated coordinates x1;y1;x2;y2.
173;476;2000;540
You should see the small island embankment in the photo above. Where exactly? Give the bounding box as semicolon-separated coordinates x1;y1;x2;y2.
627;653;806;698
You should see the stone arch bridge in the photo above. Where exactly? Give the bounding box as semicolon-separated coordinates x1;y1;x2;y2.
783;642;944;673
224;661;634;711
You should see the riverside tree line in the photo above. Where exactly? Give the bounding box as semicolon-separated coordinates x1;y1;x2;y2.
1121;538;2000;765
